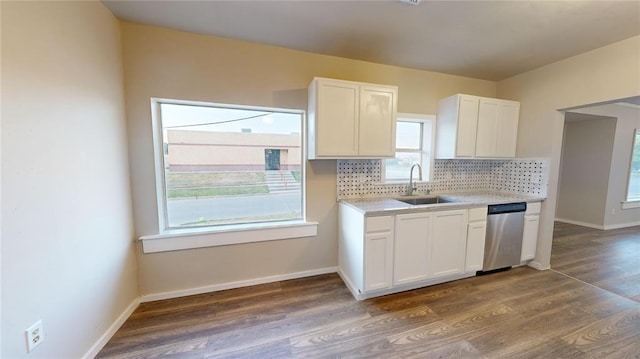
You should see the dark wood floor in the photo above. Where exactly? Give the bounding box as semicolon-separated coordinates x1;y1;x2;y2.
98;223;640;358
552;222;640;303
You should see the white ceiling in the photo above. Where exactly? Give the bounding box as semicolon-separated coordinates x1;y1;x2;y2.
103;0;640;81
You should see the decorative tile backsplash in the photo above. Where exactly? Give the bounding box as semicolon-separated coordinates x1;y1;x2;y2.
337;158;549;199
487;159;547;195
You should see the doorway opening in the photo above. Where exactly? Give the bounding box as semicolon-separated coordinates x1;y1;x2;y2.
556;96;640;231
265;149;281;170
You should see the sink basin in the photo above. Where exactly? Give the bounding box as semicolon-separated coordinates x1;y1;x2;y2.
397;196;451;205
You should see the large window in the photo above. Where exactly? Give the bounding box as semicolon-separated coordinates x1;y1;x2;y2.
153;99;303;231
626;129;640;202
383;114;435;182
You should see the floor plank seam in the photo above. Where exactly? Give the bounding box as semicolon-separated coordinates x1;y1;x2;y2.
550;268;639;304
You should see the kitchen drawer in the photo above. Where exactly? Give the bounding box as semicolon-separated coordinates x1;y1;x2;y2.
468;207;488;222
366;216;394;233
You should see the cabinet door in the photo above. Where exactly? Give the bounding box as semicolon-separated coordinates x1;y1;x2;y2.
476;98;499;157
466;221;486;273
456;95;480;157
521;215;539;261
358;85;397;157
430;210;468;278
394;213;431;285
495;101;520;157
315;80;359;157
364;230;394;292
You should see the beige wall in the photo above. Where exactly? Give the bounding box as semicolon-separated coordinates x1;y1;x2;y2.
1;2;138;358
557;116;616;226
566;104;640;228
497;35;640;269
121;22;497;296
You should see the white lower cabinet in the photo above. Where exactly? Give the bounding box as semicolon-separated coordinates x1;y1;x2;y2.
364;223;394;291
393;213;432;285
465;207;488;273
338;204;395;297
521;202;541;262
429;209;468;278
339;203;512;300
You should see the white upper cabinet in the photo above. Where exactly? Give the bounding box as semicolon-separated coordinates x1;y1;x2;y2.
495;100;520;157
308;77;397;159
436;94;520;159
358;85;397;157
475;98;499;157
308;79;359;158
435;94;480;159
476;98;520;158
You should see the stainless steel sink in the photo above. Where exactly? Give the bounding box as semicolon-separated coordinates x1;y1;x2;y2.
397;196;451;205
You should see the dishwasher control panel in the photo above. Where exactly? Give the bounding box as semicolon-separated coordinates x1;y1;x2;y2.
488;202;527;215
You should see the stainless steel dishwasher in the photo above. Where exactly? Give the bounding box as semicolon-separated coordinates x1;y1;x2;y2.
481;202;527;272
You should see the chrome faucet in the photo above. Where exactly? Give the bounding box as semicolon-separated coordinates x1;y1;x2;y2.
406;163;423;196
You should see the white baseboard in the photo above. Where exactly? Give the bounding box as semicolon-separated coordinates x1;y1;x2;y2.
81;267;338;357
82;296;141;359
140;267;338;303
555;218;604;230
337;268;362;300
555;217;640;230
603;221;640;230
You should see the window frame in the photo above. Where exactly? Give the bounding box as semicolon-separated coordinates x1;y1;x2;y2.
382;113;436;184
146;98;316;249
623;128;640;209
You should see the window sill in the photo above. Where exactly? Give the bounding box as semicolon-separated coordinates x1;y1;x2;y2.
139;221;318;253
621;200;640;210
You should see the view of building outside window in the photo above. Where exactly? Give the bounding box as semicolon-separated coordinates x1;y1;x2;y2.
159;103;303;229
627;129;640;201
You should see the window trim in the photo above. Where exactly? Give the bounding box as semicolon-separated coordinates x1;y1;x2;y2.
147;98;314;248
382;113;436;184
623;128;640;207
621;201;640;210
139;221;318;253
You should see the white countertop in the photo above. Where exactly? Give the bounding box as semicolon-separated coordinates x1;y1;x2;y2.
340;191;545;215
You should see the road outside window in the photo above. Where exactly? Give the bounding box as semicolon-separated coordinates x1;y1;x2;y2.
155;101;303;230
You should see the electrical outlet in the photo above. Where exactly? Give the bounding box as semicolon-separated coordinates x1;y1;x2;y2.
25;320;43;353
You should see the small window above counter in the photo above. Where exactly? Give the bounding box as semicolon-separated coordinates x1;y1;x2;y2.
435;94;520;159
